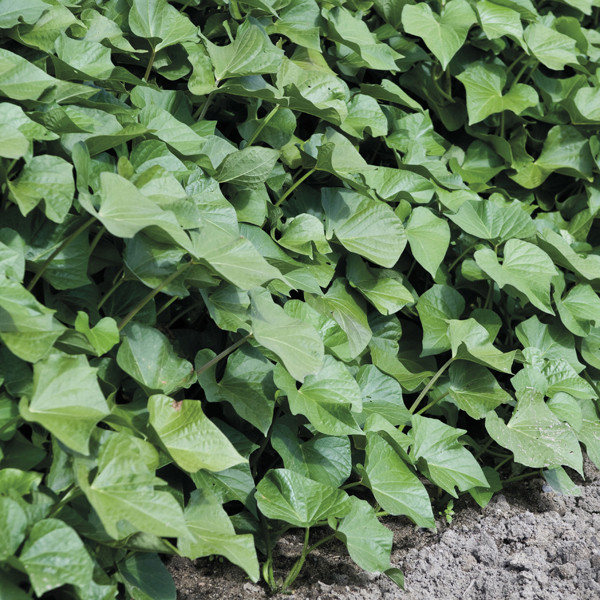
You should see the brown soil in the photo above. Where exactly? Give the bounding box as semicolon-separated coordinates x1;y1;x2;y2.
167;457;600;600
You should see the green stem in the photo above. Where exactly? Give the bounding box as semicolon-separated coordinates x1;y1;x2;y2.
493;456;512;471
179;0;192;11
483;281;494;310
196;88;218;120
448;242;477;272
416;391;449;416
511;59;537;87
118;262;193;330
89;225;105;255
281;527;311;593
275;168;316;207
409;356;455;414
27;216;95;292
341;480;362;490
156;295;180;318
144;46;156;81
246;105;280;147
98;273;125;311
195;333;252;376
165;301;202;327
431;71;453;103
582;371;600;398
503;470;539;485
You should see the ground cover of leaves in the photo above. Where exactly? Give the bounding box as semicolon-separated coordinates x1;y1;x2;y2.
168;456;600;600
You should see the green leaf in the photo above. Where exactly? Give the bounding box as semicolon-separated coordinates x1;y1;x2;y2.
447;362;512;419
476;1;523;42
0;278;65;362
273;357;362;436
118;553;176;600
0;496;28;560
337;497;394;573
255;468;351;527
74;312;119;356
19;352;109;455
447;195;535;243
416;284;465;357
0;0;49;29
485;387;583;474
204;19;284;81
250;288;324;382
196;346;275;435
322;188;406;268
575;398;600;469
409;415;489;496
325;7;402;71
402;0;476;69
8;155;74;223
448;319;515;373
306;278;372;360
148;395;245;472
0;125;28;159
271;421;351;487
346;255;413;315
356;364;411;426
363;432;435;528
511;126;594;188
341;94;388;138
117;323;195;395
80;172;194;253
129;0;197;52
179;489;259;581
75;432;188;540
192;222;282;290
474;240;558;314
20;519;94;596
405;207;451;277
215;147;280;188
457;63;538;125
524;23;579;70
555;283;600;337
515;315;583;373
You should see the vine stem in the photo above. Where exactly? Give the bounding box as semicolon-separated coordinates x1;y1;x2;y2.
195;333;252;376
447;242;477;272
156;295;180;318
27;216;95;292
98;271;124;311
275;168;316;207
416;391;449;415
246;105;280;147
89;225;105;255
118;262;193;330
409;356;456;414
144;46;156;81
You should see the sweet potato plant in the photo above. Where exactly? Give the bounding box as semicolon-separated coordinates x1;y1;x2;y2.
1;0;600;597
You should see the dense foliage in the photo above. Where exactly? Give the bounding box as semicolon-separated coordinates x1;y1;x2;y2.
1;0;600;596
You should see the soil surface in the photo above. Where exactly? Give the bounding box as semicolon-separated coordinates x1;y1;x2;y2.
167;457;600;600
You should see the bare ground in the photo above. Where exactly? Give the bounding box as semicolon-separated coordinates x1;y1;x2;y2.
167;457;600;600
